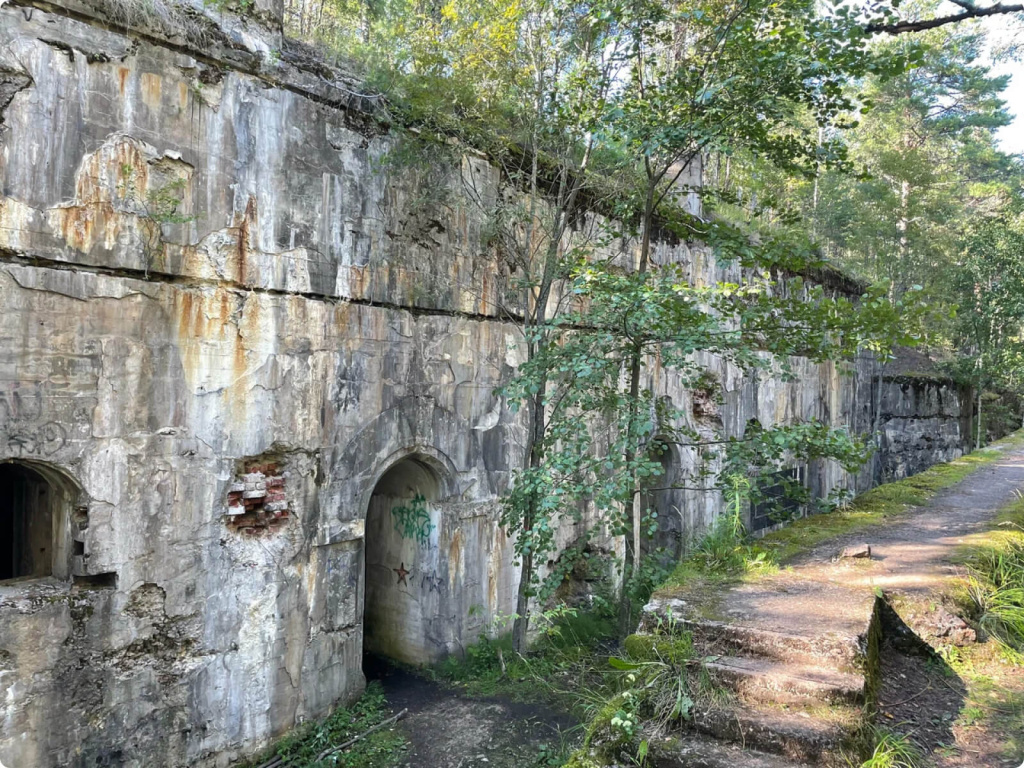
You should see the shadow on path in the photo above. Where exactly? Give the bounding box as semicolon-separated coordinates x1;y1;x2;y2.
365;656;578;768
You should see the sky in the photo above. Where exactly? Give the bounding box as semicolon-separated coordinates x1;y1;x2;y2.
980;16;1023;155
992;63;1024;156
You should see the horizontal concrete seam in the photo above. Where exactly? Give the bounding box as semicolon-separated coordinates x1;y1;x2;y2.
0;249;523;325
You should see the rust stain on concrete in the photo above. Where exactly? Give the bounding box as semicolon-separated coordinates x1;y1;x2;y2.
140;73;162;110
448;527;463;591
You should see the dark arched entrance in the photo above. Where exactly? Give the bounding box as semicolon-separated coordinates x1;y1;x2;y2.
0;461;76;582
640;441;687;564
363;456;446;665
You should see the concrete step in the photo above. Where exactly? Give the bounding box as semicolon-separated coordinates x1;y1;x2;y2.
642;580;876;673
705;655;865;706
691;704;856;765
681;618;864;671
647;732;813;767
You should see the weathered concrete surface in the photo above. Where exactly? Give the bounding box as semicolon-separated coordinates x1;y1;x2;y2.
0;2;980;766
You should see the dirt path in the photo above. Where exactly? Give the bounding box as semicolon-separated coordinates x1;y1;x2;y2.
790;445;1024;593
366;657;577;768
645;441;1024;767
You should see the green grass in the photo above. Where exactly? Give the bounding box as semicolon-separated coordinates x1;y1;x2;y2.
857;730;924;768
956;494;1024;655
237;682;408;768
429;600;617;707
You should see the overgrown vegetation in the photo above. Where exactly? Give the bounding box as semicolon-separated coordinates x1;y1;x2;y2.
858;729;924;768
428;600;731;767
958;493;1024;655
238;682;408;768
266;0;1024;653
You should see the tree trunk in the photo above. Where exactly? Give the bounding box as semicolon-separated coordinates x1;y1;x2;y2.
511;385;547;652
976;387;983;451
617;180;656;640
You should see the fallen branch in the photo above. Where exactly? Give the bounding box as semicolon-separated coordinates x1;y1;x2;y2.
255;708;408;768
314;709;409;763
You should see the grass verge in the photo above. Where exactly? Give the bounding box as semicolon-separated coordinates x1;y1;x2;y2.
955;494;1024;656
858;729;924;768
237;681;408;768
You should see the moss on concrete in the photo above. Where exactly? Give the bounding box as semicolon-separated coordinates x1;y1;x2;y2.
622;632;694;664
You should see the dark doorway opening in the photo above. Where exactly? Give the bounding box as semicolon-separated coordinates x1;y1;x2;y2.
363;456;442;667
1;463;55;581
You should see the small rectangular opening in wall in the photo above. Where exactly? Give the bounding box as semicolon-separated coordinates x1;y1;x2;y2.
750;466;806;533
72;572;117;590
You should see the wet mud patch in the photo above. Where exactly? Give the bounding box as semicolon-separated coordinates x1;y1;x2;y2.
366;657;578;768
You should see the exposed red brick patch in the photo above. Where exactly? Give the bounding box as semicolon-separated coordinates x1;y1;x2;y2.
224;460;289;536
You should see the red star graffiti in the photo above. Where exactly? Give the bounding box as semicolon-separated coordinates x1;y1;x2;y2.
393;562;410;586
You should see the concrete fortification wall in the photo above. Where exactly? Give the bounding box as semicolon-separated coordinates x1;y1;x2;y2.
0;3;969;766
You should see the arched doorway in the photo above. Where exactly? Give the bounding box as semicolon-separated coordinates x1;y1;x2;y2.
363;456;446;666
0;461;77;582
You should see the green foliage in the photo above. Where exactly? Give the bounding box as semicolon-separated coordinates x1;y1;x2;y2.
291;0;994;648
717;9;1024;401
430;599;617;703
858;729;924;768
946;204;1024;427
959;497;1024;653
239;682;407;768
581;621;727;764
145;178;194;226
